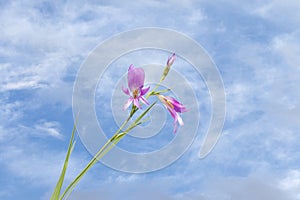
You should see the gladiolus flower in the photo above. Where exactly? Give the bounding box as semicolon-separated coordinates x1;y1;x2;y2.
122;64;150;110
157;94;187;132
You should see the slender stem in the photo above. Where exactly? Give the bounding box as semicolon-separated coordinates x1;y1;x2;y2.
59;114;133;200
96;102;156;163
59;102;155;200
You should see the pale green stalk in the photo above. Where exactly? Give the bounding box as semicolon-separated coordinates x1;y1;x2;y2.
146;80;162;99
146;65;170;99
59;102;156;200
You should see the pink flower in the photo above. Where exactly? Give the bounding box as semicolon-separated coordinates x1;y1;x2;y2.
122;64;150;110
157;94;187;132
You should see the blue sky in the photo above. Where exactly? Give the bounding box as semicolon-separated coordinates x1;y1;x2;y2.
1;0;300;199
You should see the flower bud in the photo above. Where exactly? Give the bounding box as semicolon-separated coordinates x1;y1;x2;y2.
167;53;176;67
161;53;176;81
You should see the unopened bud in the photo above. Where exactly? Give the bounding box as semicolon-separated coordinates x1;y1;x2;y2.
161;53;176;81
167;53;176;67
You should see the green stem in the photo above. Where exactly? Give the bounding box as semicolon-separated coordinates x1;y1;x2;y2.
59;102;156;200
146;80;163;99
59;114;132;200
59;138;111;200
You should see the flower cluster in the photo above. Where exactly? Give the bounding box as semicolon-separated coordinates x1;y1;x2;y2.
51;53;188;200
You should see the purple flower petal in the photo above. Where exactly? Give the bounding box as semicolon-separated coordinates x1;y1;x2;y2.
123;65;149;110
128;65;145;92
167;96;187;113
157;94;187;133
167;107;180;133
140;86;150;96
122;86;130;95
167;107;177;121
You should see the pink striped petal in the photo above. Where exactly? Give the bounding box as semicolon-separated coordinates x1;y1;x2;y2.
123;98;133;110
133;98;141;109
140;96;149;105
166;96;187;113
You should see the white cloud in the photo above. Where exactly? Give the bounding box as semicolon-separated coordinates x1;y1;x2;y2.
0;98;24;125
1;81;40;91
0;64;44;92
280;170;300;199
252;0;300;28
34;121;63;139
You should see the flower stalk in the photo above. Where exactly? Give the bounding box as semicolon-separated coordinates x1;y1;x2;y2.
59;102;156;200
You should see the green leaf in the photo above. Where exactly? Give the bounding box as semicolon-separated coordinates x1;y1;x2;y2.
59;137;112;200
50;123;76;200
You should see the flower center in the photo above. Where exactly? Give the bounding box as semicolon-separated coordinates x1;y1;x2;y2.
133;89;139;98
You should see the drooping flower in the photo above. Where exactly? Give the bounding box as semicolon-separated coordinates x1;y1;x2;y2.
161;53;176;81
157;94;187;132
122;64;150;110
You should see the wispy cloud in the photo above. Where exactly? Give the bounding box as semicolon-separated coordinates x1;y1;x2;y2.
34;121;63;139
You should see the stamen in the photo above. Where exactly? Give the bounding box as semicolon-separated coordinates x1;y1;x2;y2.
133;89;139;98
